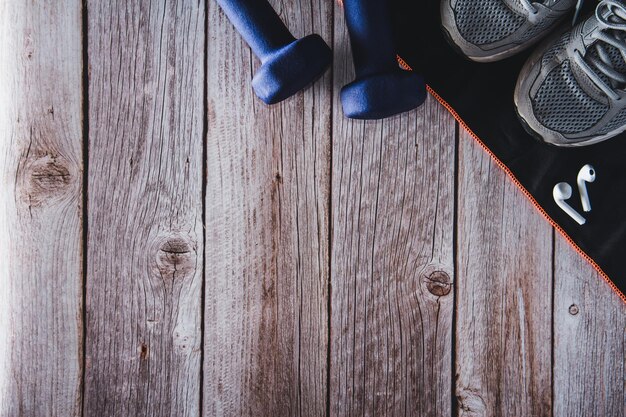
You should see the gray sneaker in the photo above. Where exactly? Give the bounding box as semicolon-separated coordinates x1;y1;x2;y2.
515;0;626;147
441;0;577;62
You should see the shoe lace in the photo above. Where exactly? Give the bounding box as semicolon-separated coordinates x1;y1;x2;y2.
574;0;626;100
573;0;585;24
519;0;544;15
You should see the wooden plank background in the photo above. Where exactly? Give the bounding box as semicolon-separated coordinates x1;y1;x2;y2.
0;2;83;416
0;1;624;416
456;130;553;417
84;1;205;416
205;0;330;414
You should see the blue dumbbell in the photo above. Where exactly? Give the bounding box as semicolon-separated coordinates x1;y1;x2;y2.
341;0;426;119
216;0;332;104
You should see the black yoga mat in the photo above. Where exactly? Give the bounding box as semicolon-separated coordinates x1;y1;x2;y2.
392;0;626;303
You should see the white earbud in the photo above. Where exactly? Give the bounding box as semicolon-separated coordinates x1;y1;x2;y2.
553;182;586;225
577;164;596;212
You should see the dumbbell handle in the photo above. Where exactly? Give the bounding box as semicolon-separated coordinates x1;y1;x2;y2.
343;0;399;78
216;0;296;61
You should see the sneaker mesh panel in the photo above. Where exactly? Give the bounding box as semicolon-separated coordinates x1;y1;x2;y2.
454;0;525;45
541;32;570;66
599;108;626;135
533;60;608;134
603;43;626;73
521;12;564;44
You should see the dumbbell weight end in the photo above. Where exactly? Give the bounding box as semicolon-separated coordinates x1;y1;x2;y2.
216;0;332;104
252;34;332;104
340;0;426;119
341;70;426;120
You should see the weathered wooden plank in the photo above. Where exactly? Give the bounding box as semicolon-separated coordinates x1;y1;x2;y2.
455;131;553;417
329;103;455;416
84;2;204;416
554;239;626;417
330;10;456;414
204;0;331;415
0;2;83;416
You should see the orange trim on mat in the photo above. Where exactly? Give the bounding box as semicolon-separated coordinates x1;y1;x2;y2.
397;55;626;305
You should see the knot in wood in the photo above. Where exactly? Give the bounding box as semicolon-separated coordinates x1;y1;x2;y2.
154;236;196;280
139;343;149;360
457;388;487;415
20;153;74;206
424;271;452;296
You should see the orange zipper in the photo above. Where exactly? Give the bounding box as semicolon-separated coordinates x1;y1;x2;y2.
397;55;626;305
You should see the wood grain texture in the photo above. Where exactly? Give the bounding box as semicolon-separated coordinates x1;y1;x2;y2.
204;0;331;415
455;131;553;417
84;1;204;415
0;2;83;416
2;1;625;416
329;7;456;415
554;238;626;417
